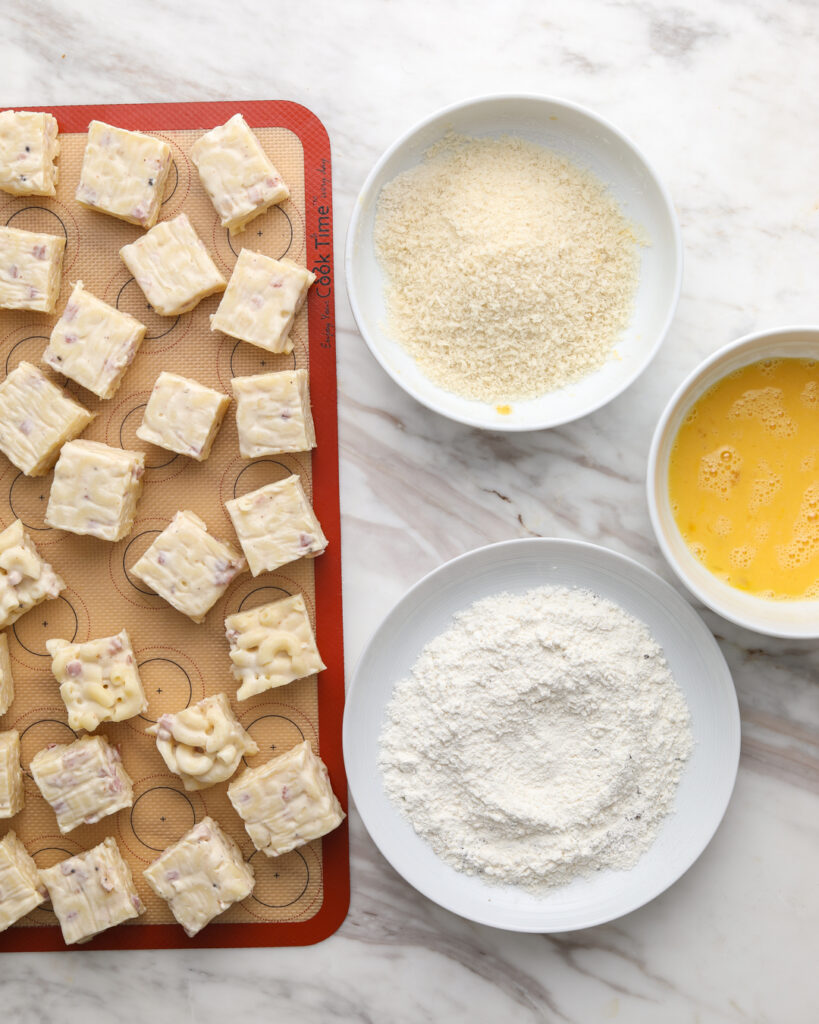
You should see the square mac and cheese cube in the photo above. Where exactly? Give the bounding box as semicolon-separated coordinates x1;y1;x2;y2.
231;369;316;458
130;510;246;623
0;519;65;629
136;371;230;461
225;474;328;577
228;740;344;858
43;281;146;399
40;837;145;944
0;110;59;197
75;120;171;229
46;629;147;732
143;816;254;937
147;692;258;790
0;226;64;313
0;362;94;476
119;213;226;316
0;631;15;715
0;729;24;818
225;594;325;701
190;113;290;235
0;832;47;932
45;440;144;541
30;734;134;834
210;250;314;355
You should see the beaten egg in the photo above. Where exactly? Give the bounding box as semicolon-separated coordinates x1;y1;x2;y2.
668;358;819;600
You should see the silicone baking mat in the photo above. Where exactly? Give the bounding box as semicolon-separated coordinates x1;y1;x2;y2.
0;101;348;950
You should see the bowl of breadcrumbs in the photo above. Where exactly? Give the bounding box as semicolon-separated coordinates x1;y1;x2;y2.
346;94;682;431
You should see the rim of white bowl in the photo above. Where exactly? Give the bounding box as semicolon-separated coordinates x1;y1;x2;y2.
647;325;819;638
343;537;740;931
345;92;684;431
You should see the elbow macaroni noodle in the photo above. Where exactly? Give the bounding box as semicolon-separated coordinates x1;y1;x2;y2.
47;629;147;731
225;593;326;700
147;693;258;791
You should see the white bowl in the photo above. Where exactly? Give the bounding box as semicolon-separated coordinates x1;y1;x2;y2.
343;538;739;932
648;326;819;639
345;94;683;431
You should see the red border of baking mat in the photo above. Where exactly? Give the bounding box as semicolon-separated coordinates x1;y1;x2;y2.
0;100;348;951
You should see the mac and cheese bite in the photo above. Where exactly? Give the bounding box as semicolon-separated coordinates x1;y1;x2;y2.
47;629;147;732
190;113;289;234
0;632;15;716
225;594;325;701
45;440;144;542
0;226;64;312
147;692;258;790
76;121;171;228
0;362;93;476
0;730;24;818
40;837;145;944
0;832;47;932
30;734;134;834
136;372;230;461
225;474;327;577
228;740;344;858
231;368;316;458
210;250;314;354
143;816;255;937
0;519;65;629
0;110;59;197
43;281;146;399
119;213;226;316
131;510;245;623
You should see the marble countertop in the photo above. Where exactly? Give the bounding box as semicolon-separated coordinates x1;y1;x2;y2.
2;1;817;1021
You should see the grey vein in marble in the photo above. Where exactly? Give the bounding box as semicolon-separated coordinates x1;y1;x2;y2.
0;0;817;1021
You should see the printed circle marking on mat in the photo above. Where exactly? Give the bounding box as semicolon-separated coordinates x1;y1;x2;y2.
137;656;195;723
19;718;77;765
289;332;309;369
129;785;199;853
227;205;294;261
9;470;54;532
115;277;181;341
3;331;51;375
212;203;296;275
215;334;296;392
237;584;292;613
5;200;80;275
6;205;66;241
119;529;164;598
153;134;191;220
222;574;314;619
161;158;180;207
31;844;80;870
233;338;296;378
247;846;313;909
13;594;80;656
234;458;306;500
240;711;317;769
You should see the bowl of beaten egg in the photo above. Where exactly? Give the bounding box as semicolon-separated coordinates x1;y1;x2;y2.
648;326;819;639
346;94;682;430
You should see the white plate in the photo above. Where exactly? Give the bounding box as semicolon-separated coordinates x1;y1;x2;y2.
345;94;683;431
343;539;740;932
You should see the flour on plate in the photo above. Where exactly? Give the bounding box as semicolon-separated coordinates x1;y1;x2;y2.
379;586;693;890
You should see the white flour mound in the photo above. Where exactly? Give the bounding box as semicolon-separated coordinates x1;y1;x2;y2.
379;587;693;890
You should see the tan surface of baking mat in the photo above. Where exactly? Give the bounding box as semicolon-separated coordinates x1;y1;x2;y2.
0;101;347;950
